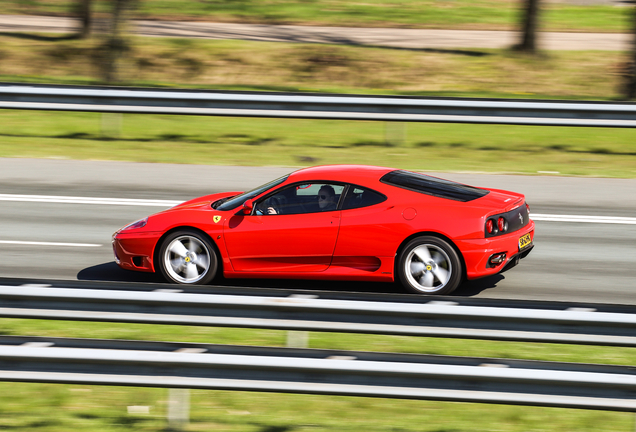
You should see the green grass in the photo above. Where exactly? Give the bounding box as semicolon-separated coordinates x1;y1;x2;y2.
4;318;636;365
0;0;633;32
1;110;635;177
0;382;632;431
0;318;635;431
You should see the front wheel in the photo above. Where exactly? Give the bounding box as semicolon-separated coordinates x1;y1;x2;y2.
397;236;462;295
157;230;218;285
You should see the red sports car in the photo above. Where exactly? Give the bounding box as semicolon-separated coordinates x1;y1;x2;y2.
113;165;534;295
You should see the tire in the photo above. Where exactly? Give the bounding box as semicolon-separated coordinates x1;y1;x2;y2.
397;236;462;295
157;229;218;285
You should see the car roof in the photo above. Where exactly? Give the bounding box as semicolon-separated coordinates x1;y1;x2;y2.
288;165;394;184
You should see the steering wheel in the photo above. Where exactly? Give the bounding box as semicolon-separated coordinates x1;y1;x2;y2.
267;197;282;215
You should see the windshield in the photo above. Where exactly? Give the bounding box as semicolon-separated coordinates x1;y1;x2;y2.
216;174;290;211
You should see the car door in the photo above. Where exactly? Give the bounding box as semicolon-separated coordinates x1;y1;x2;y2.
331;185;394;270
223;183;344;272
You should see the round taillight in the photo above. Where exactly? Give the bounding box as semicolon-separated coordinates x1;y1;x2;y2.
486;219;494;234
498;217;506;232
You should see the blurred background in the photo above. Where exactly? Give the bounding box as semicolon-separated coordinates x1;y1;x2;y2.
0;1;635;431
0;0;635;176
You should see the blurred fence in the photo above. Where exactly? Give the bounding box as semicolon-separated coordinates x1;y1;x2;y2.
1;284;635;411
1;284;636;346
1;335;635;412
2;83;636;127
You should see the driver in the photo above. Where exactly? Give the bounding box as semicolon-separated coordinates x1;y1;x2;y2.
318;185;337;211
256;196;280;215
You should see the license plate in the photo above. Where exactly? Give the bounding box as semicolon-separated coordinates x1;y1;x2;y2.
518;233;532;250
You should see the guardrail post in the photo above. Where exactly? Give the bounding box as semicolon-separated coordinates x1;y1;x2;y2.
167;388;190;431
286;330;308;348
285;294;315;348
100;112;122;138
384;122;406;146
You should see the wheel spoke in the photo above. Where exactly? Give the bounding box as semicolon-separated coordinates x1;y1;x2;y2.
410;261;426;277
419;272;435;288
188;239;202;254
170;258;185;273
413;245;432;263
185;262;199;280
169;240;188;258
194;254;209;270
431;251;446;266
433;266;450;285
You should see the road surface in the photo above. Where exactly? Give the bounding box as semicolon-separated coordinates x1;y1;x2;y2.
0;158;634;304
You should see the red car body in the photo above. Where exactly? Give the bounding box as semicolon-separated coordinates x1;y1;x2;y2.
113;165;534;294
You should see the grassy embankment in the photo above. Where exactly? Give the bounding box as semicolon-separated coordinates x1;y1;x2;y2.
0;36;635;177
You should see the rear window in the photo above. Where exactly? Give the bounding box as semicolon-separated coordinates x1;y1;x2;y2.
342;186;387;210
380;170;489;202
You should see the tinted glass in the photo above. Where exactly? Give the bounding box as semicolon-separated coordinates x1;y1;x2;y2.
216;174;289;211
342;186;387;210
381;170;489;202
256;183;345;215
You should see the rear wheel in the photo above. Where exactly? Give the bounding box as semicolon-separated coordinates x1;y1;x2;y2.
158;230;218;285
397;236;462;295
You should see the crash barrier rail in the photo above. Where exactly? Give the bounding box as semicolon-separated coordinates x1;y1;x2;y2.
1;285;636;347
2;83;636;127
1;335;635;411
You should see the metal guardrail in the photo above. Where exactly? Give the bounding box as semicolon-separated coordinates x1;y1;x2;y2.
2;83;636;127
2;336;635;411
1;285;636;347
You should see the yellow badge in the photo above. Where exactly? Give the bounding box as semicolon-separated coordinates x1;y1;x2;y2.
213;215;222;224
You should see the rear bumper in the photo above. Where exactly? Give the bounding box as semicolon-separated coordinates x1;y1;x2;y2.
457;220;535;280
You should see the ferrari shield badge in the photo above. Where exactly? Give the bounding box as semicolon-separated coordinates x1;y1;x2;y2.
213;215;222;224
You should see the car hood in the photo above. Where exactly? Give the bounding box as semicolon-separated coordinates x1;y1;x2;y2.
169;191;243;210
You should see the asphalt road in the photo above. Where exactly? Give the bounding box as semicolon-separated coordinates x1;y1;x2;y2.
0;14;631;51
0;158;634;304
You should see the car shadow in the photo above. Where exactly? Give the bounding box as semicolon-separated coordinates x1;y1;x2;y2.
78;262;503;297
78;262;405;293
77;262;163;283
455;274;505;296
217;277;406;295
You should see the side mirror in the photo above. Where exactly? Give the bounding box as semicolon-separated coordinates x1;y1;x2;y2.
242;199;254;215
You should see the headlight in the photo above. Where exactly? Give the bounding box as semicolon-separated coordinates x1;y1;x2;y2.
120;217;148;232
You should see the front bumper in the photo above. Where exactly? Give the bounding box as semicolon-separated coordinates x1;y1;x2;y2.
456;220;535;280
112;231;161;272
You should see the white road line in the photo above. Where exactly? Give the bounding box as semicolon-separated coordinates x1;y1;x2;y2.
531;214;636;225
0;240;102;247
0;194;181;207
0;194;634;225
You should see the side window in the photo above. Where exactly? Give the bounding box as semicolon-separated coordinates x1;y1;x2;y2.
342;186;386;210
256;183;345;215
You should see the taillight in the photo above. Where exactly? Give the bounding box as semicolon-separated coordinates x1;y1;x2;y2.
486;219;494;234
497;217;506;232
526;203;530;216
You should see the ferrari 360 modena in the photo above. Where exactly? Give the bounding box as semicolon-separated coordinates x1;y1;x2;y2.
113;165;534;295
